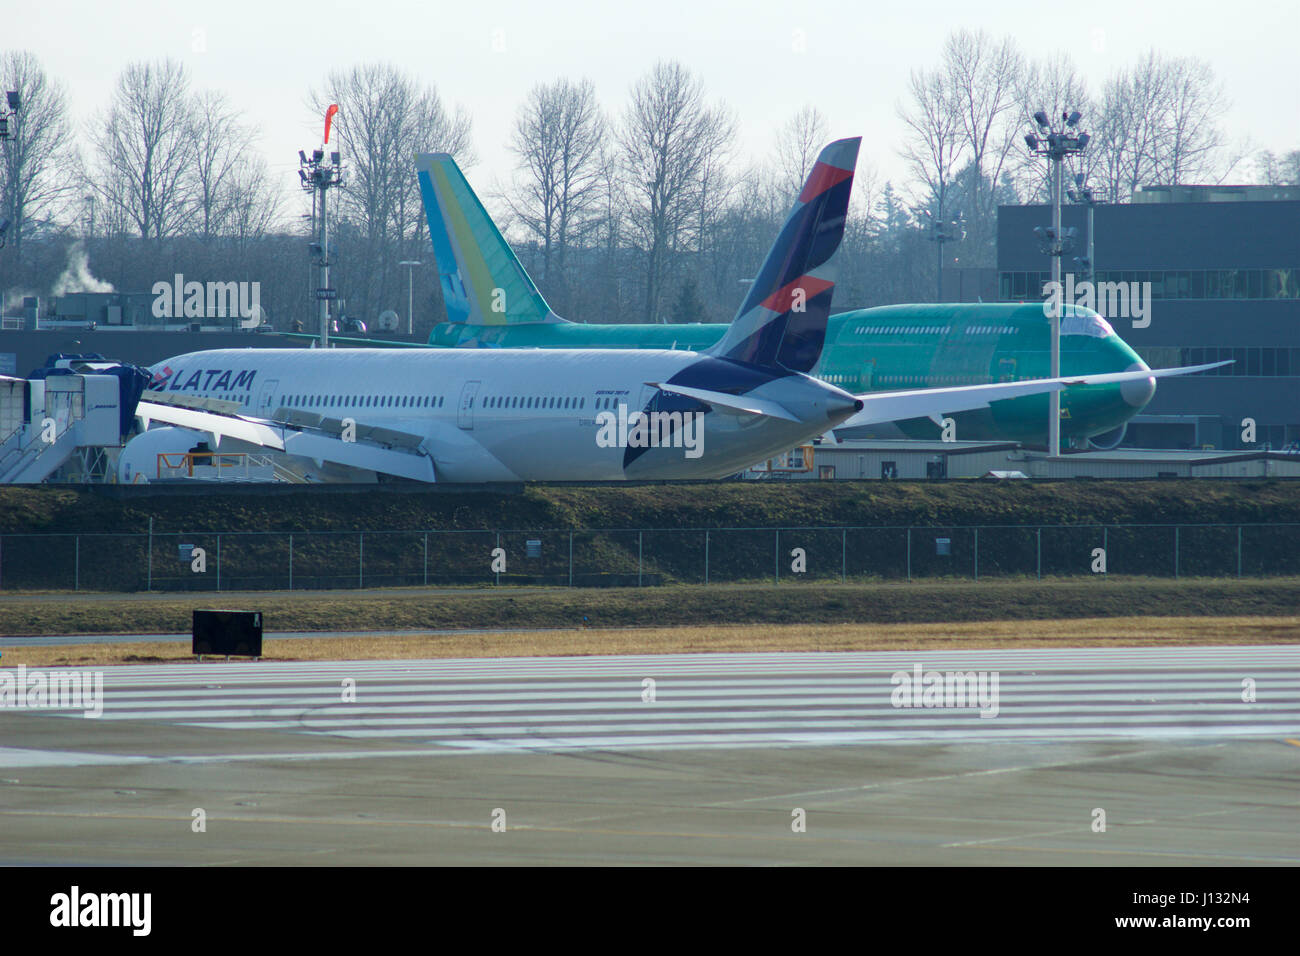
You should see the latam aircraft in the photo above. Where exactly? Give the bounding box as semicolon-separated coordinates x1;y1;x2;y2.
120;139;1213;484
407;151;1157;449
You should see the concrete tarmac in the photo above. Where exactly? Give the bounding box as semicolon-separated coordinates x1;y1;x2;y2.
0;648;1296;865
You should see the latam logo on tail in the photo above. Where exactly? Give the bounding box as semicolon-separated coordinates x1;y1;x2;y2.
148;366;257;393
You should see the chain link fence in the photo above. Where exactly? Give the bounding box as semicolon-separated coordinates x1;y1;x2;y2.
1;523;1297;592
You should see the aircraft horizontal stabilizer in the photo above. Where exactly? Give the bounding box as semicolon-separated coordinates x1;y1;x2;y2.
647;382;800;422
838;362;1228;430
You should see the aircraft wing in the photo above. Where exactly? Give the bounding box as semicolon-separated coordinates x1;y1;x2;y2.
134;400;438;482
839;362;1229;430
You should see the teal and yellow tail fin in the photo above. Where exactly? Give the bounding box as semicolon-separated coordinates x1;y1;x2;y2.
415;153;561;326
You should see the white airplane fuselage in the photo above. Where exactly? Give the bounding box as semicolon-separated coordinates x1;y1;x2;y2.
140;348;861;482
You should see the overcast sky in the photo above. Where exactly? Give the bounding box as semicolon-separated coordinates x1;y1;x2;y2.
11;0;1300;220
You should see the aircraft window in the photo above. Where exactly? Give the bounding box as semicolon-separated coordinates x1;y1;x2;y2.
1062;310;1115;338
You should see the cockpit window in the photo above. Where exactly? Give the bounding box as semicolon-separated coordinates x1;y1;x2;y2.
1062;309;1115;338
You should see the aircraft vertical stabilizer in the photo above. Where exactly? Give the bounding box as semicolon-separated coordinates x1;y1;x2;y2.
706;137;859;373
415;153;561;327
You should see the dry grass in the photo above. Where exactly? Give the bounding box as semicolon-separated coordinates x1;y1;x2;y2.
5;615;1297;668
3;577;1300;639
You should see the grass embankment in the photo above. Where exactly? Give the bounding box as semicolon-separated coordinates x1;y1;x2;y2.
3;479;1300;535
2;577;1297;638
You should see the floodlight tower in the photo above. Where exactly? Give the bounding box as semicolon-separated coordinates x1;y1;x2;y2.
1025;108;1089;457
299;104;344;348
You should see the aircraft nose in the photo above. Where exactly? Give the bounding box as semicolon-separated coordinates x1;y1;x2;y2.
1120;359;1156;408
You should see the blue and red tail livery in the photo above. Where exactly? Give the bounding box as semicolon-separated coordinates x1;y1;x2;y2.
707;136;860;374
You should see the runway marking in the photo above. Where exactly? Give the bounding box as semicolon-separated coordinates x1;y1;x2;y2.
4;648;1297;757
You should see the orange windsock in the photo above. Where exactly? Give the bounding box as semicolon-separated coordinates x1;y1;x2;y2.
324;104;339;144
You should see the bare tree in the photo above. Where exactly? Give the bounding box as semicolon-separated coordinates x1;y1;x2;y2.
191;89;246;240
0;51;77;255
684;100;736;307
1255;148;1300;185
897;65;966;227
1153;55;1229;184
773;105;828;196
1089;51;1230;203
224;155;284;244
943;29;1024;261
91;59;197;241
505;77;607;306
618;60;733;323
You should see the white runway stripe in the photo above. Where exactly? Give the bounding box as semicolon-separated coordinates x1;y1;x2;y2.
10;647;1299;753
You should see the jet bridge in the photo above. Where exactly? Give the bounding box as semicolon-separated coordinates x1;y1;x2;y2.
0;355;151;483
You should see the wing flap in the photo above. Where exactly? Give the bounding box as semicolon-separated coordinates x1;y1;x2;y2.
134;401;435;481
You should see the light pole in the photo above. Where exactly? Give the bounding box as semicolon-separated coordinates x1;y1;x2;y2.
0;91;18;318
1025;109;1089;457
1067;173;1100;284
298;106;345;348
399;260;422;336
924;210;966;302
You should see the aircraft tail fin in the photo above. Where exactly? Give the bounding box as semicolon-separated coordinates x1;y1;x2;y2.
705;137;859;373
414;153;562;327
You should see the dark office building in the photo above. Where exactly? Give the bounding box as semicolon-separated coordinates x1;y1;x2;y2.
997;185;1300;449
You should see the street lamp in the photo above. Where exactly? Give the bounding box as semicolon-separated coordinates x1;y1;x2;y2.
924;210;966;302
398;260;422;336
1025;108;1089;458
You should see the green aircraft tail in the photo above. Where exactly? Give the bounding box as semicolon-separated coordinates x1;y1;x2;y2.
414;153;561;327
